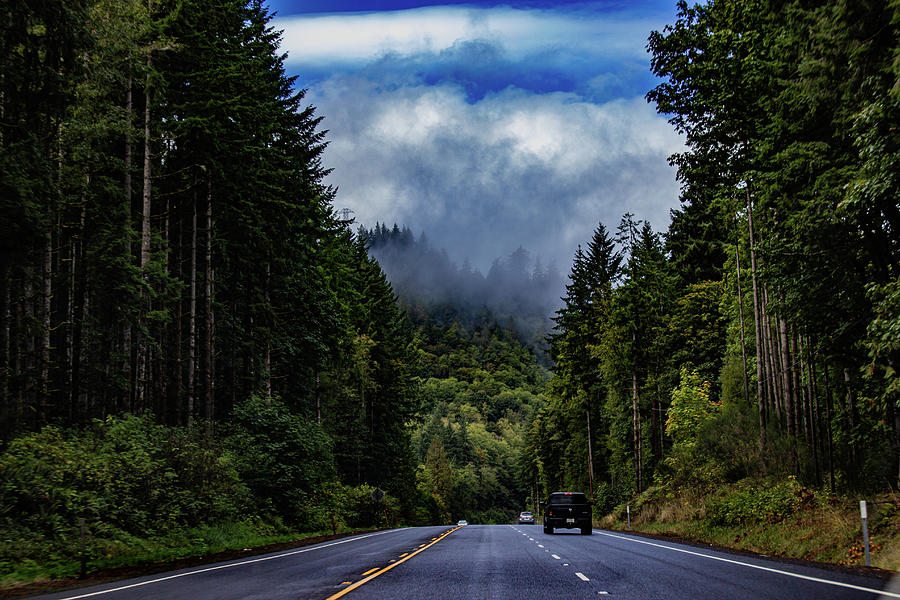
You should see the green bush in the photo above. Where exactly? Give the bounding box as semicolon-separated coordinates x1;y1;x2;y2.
706;478;817;526
0;415;253;570
593;481;629;517
223;396;336;526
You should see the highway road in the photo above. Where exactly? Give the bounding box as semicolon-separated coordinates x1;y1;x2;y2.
28;525;898;600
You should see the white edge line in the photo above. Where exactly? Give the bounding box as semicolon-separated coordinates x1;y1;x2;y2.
596;531;899;598
54;529;404;600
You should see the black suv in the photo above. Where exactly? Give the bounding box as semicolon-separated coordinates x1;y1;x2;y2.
542;491;592;535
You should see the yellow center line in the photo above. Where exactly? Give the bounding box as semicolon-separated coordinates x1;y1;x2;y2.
325;526;462;600
398;553;408;558
361;568;379;576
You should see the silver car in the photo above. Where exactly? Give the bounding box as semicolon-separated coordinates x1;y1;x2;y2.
517;511;535;524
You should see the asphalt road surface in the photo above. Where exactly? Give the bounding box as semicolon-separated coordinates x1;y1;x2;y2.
28;525;899;600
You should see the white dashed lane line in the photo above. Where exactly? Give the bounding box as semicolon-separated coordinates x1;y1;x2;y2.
515;526;594;585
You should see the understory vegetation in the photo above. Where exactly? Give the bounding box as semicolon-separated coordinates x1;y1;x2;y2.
600;482;900;571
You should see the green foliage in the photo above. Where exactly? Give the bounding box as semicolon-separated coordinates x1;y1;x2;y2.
0;415;249;539
300;483;400;533
0;415;253;572
658;368;722;486
408;311;547;523
864;276;900;398
707;478;816;526
665;368;718;448
593;481;629;517
224;396;335;524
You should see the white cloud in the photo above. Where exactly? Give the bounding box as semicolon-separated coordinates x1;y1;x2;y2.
274;4;657;67
273;2;683;272
309;75;684;271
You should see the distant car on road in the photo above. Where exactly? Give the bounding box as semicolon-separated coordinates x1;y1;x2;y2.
517;511;535;524
457;520;468;526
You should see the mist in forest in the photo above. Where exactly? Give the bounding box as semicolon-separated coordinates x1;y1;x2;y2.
362;224;566;357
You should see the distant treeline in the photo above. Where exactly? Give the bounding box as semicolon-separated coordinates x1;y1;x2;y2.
361;223;564;360
526;0;899;508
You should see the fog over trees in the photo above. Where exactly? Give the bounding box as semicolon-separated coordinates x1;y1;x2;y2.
361;223;565;360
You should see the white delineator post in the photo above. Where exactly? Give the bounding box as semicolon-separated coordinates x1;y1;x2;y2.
860;500;871;567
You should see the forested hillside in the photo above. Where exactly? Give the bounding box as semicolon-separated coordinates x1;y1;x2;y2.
527;0;899;516
410;315;548;524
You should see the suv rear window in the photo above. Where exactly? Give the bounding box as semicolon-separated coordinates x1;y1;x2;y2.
549;493;587;504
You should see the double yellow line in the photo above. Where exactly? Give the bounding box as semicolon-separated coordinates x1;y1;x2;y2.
326;525;464;599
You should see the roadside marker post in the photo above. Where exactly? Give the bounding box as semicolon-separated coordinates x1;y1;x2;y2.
626;505;631;531
860;500;871;567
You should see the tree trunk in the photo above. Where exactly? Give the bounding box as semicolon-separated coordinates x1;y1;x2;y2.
188;190;197;428
632;370;642;494
23;266;35;421
747;189;765;448
40;233;52;421
762;294;782;424
790;331;803;438
172;210;183;425
843;367;858;482
136;61;152;411
586;404;594;499
122;67;133;413
823;364;835;494
802;335;821;486
70;206;86;421
762;290;781;424
779;316;793;437
1;266;10;434
735;240;750;406
204;177;214;422
315;366;321;424
264;263;272;400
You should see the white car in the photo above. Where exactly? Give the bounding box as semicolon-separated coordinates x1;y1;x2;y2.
457;520;468;526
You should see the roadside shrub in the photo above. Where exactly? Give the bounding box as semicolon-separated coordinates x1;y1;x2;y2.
707;477;817;526
693;400;764;482
224;396;336;526
297;483;399;533
593;481;629;517
0;415;252;568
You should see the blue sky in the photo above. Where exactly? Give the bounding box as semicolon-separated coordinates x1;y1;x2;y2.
266;0;684;273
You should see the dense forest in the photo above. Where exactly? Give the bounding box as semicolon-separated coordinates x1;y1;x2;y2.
0;0;425;568
527;0;899;511
410;314;548;524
